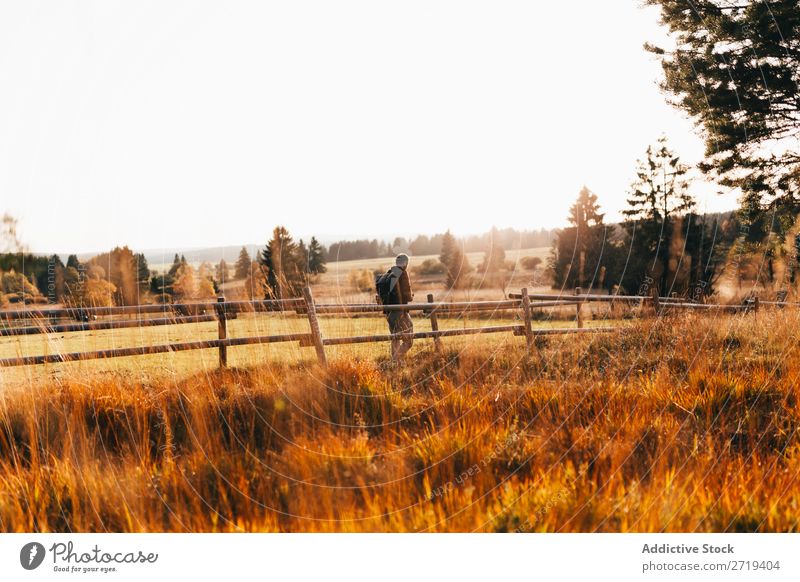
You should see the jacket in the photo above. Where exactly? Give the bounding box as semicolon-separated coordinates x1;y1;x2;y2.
388;266;413;304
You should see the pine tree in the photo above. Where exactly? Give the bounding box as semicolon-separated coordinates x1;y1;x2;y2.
307;236;327;275
439;230;470;289
66;254;82;270
260;226;305;299
168;254;182;277
645;1;799;221
568;186;605;288
133;253;150;304
297;239;308;273
234;247;251;280
623;137;696;295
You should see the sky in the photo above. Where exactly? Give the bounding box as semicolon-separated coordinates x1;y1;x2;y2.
0;1;739;255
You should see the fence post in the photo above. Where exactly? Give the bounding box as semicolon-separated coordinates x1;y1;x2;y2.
575;287;584;329
652;287;660;317
753;295;760;314
303;286;327;365
427;293;443;354
521;287;534;356
216;296;228;368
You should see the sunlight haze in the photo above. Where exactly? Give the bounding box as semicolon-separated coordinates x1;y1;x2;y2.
0;1;738;253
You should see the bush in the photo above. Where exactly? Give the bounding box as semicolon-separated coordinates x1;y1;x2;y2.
348;269;375;293
521;256;542;270
412;259;446;276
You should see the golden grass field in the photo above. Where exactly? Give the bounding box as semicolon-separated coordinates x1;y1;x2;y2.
1;306;799;532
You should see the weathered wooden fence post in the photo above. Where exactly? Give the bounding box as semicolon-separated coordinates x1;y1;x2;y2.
521;287;534;356
427;293;443;354
303;286;327;365
652;287;660;317
216;296;228;368
575;287;584;329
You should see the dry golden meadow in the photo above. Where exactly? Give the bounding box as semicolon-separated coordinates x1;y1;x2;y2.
1;304;799;533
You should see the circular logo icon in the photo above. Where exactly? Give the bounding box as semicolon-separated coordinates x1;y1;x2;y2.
20;542;46;570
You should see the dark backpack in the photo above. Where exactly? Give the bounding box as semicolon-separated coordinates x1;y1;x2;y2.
375;270;399;306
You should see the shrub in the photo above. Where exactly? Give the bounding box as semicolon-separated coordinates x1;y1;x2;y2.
521;256;542;270
412;259;446;276
348;268;375;293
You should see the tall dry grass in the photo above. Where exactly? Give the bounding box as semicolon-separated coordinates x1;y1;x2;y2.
1;310;799;532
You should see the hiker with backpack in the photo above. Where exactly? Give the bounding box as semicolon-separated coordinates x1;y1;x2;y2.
375;253;414;362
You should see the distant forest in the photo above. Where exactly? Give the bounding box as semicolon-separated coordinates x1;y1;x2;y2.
325;228;554;261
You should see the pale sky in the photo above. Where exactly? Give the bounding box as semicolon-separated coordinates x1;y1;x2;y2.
0;1;738;254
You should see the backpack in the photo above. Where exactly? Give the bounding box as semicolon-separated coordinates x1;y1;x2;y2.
375;269;400;306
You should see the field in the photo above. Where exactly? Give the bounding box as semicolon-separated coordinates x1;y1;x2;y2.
1;308;798;532
221;246;552;302
0;306;614;384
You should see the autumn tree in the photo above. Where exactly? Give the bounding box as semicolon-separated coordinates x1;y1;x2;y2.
215;259;230;285
172;262;196;300
87;246;139;305
244;260;268;300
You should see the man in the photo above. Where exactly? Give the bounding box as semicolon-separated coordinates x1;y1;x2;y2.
378;253;414;362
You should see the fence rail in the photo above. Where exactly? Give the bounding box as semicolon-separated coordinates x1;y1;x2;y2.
0;287;766;368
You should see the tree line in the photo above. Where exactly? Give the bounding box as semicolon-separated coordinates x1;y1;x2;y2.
550;138;741;298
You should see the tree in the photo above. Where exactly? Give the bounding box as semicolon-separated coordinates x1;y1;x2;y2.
391;237;410;254
87;246;139;306
234;247;252;280
168;254;183;277
1;269;43;303
260;226;305;299
215;259;230;285
645;1;799;227
623;137;696;295
550;188;616;291
568;186;605;287
1;213;23;253
82;276;116;307
196;262;217;298
479;228;506;273
196;275;216;299
307;236;327;274
172;263;196;300
66;254;82;270
134;253;150;303
439;230;470;289
63;265;84;303
296;239;308;273
244;261;268;300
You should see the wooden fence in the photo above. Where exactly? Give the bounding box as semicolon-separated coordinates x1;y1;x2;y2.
0;286;767;368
